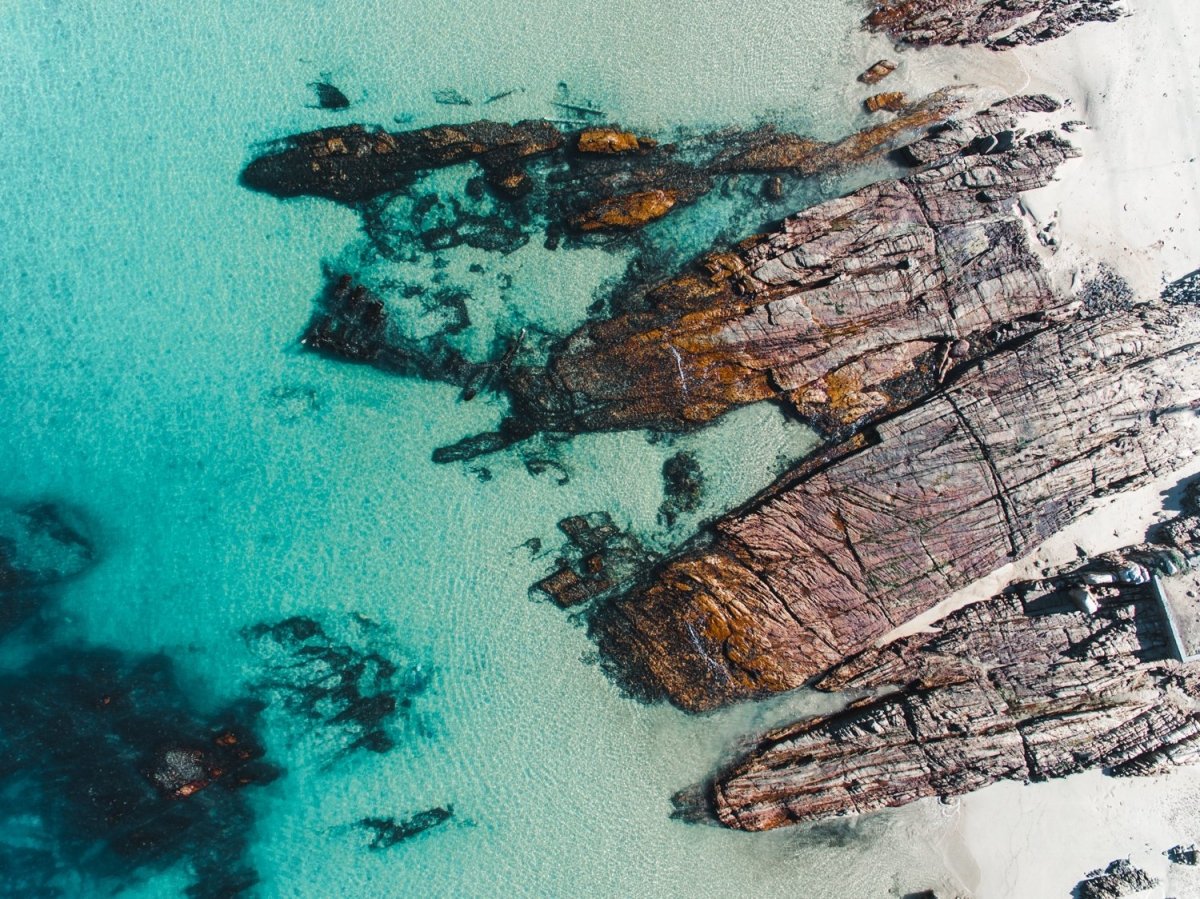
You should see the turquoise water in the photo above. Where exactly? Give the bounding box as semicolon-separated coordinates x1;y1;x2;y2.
0;2;970;896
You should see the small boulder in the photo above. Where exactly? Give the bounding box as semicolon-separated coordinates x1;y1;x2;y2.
865;92;907;113
570;189;678;231
858;59;898;85
577;127;654;154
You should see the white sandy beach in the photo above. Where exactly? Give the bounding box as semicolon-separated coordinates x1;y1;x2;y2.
838;3;1200;896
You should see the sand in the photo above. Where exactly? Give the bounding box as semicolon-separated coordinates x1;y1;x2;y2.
837;4;1200;895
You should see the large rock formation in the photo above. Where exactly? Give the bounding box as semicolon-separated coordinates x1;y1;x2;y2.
241;120;564;203
591;300;1200;712
693;498;1200;829
244;91;965;234
864;0;1125;49
448;96;1074;455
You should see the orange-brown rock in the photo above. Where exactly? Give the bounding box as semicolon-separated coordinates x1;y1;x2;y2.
590;302;1200;712
499;98;1076;439
865;91;907;112
241;120;564;203
859;59;898;84
569;189;678;231
577;127;652;154
696;500;1200;828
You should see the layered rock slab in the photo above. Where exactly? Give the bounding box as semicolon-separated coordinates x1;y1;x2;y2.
591;302;1200;712
702;503;1200;829
864;0;1125;49
502;97;1076;439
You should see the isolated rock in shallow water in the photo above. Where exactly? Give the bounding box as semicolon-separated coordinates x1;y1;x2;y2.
865;0;1125;49
658;451;704;527
592;302;1200;712
360;806;454;849
309;80;350;110
858;59;898;84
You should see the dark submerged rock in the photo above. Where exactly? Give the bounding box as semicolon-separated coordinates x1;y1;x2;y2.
658;451;704;527
243;614;430;756
309;80;350;110
0;500;93;591
0;646;279;897
360;806;453;849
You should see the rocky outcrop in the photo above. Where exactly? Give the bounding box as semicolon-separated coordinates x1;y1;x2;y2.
490;96;1074;445
241;120;564;203
244;91;965;235
864;0;1125;49
1075;860;1159;899
533;513;659;608
591;300;1200;712
692;494;1200;829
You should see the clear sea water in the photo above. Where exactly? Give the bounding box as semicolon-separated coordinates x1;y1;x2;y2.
10;2;1195;898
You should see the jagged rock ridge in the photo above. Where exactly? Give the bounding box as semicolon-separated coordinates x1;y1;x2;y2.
694;491;1200;830
864;0;1125;49
428;95;1074;461
591;301;1200;712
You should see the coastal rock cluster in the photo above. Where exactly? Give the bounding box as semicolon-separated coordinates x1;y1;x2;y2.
486;95;1075;449
592;300;1200;712
243;90;966;238
865;0;1125;49
692;488;1200;828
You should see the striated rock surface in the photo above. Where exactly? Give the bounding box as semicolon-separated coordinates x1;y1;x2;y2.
1075;860;1159;899
864;0;1125;49
697;495;1200;829
592;301;1200;712
499;96;1074;442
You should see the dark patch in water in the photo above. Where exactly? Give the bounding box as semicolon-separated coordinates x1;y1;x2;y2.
0;501;94;591
309;80;350;110
243;615;431;756
359;806;453;849
0;647;279;898
658;451;705;527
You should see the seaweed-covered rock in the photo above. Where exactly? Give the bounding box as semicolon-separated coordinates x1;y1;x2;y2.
360;806;453;849
658;451;704;527
0;647;279;897
241;120;564;203
243;614;430;755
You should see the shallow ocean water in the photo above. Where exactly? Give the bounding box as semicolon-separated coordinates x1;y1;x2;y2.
1;1;984;896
